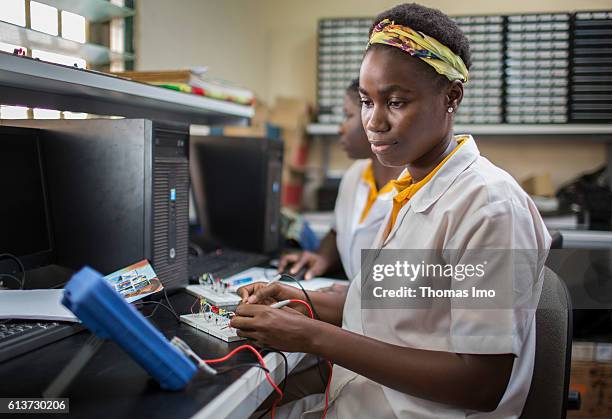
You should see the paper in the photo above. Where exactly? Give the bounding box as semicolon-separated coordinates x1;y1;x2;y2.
103;259;163;303
0;289;78;322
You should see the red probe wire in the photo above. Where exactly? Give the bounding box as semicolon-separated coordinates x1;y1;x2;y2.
283;299;332;419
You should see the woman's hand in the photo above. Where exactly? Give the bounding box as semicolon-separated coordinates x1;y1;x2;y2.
278;251;330;280
236;281;303;304
229;303;318;352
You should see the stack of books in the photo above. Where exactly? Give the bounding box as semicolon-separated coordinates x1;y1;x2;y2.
111;69;255;106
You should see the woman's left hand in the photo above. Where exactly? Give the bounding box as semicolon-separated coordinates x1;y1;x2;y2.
229;304;318;352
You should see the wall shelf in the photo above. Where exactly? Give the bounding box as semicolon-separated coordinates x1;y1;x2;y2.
307;123;612;184
307;123;612;138
33;0;135;22
0;52;253;124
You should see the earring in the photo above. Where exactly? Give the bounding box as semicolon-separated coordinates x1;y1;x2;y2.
447;107;454;113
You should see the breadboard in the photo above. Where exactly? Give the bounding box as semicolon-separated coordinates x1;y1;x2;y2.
185;285;241;309
180;313;246;342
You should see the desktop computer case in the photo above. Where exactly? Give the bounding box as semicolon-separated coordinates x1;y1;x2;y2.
4;119;189;290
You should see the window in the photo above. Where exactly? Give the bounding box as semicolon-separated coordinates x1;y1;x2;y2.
30;1;58;36
32;108;61;119
0;0;26;27
61;11;86;43
0;105;29;119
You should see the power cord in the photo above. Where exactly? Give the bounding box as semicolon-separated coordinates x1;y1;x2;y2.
0;273;23;289
0;253;25;289
135;301;180;322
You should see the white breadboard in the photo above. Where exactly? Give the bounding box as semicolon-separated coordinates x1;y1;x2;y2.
180;313;246;342
185;285;242;309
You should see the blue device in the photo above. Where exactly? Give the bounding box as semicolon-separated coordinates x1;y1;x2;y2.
62;266;198;390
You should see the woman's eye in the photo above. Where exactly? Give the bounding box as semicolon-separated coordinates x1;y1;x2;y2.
388;101;405;109
360;99;373;108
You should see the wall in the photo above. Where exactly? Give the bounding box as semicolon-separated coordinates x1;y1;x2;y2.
138;0;612;104
135;0;269;99
136;0;611;188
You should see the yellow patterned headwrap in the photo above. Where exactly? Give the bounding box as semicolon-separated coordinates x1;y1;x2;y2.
368;18;469;83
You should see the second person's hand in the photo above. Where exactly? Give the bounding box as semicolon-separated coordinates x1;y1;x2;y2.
277;251;330;280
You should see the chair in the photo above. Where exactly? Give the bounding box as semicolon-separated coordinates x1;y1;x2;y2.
520;267;573;419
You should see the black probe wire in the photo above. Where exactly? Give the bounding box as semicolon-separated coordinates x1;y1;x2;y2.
277;274;328;387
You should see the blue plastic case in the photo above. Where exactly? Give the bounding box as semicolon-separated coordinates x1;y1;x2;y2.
62;266;197;390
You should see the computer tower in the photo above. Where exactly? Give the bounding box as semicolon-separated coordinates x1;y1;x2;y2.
3;119;190;291
190;135;282;254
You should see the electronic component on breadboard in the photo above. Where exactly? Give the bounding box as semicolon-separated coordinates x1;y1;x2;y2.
180;314;245;342
180;298;245;343
185;272;255;309
185;285;241;309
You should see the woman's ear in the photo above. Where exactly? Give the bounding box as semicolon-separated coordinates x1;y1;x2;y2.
447;80;464;113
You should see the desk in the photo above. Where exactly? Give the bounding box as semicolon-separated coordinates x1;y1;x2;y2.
0;292;306;419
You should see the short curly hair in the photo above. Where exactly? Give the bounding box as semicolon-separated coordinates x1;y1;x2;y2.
346;78;360;103
369;3;471;70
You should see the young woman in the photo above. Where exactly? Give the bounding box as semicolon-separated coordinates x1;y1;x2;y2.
279;80;402;281
232;4;551;418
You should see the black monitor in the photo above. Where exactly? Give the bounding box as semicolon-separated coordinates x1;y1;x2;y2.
190;135;283;255
0;126;54;271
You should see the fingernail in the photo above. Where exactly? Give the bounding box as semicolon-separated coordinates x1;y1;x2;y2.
248;295;257;303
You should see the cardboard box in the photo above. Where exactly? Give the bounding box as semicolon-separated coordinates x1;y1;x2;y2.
220;125;268;138
251;101;269;128
521;173;555;197
269;97;311;130
569;361;612;418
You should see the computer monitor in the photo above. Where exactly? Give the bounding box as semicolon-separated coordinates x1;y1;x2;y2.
0;126;54;271
190;135;283;255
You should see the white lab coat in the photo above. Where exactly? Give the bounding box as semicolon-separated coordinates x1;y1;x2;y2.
279;136;551;419
334;159;393;280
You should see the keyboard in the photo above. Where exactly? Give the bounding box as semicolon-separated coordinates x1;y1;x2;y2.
188;248;270;282
0;321;83;363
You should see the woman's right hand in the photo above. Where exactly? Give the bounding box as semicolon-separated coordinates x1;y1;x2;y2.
277;251;330;280
236;281;303;305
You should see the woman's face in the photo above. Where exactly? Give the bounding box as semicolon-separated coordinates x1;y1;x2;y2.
359;46;461;167
339;92;372;159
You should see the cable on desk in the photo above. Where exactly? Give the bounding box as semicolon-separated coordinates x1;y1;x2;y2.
215;362;270;375
0;253;25;289
0;273;23;289
135;301;180;322
256;349;288;419
162;287;180;319
205;345;284;418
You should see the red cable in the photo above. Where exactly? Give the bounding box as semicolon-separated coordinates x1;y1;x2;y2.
287;299;315;319
205;344;284;418
284;299;333;419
